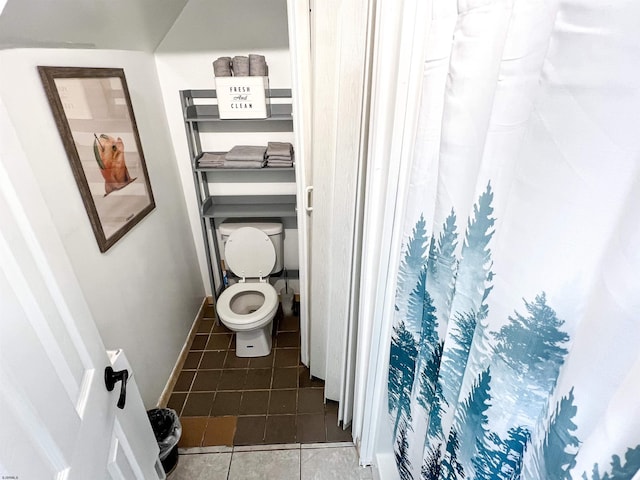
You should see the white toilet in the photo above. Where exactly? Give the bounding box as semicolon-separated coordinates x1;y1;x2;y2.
216;222;283;357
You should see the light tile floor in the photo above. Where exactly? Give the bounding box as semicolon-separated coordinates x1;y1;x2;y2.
169;442;374;480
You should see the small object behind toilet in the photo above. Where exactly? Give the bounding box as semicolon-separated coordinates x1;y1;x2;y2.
281;288;294;317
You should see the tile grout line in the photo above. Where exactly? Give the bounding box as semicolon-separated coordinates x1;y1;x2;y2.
263;390;271;442
175;315;353;451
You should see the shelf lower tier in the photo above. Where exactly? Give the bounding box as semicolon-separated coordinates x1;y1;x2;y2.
201;195;297;219
225;268;300;283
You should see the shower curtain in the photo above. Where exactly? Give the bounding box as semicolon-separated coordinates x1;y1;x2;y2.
385;0;640;479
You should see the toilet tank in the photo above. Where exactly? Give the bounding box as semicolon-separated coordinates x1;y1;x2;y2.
219;222;284;274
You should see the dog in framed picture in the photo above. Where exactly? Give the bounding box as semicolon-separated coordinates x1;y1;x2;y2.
93;133;137;196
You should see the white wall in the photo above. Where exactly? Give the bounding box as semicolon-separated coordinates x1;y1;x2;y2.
0;48;204;407
154;0;296;296
0;0;188;51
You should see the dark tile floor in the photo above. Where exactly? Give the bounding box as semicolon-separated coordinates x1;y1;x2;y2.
167;304;352;448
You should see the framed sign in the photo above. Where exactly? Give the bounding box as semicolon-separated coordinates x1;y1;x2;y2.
214;76;270;119
38;66;155;252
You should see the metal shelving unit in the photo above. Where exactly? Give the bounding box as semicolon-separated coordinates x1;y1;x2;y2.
200;195;297;219
180;88;296;298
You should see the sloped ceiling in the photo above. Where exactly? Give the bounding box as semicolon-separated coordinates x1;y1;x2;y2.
0;0;189;51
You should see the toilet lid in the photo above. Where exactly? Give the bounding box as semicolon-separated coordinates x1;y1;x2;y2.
225;227;276;278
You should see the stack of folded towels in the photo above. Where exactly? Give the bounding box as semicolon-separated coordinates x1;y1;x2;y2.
213;54;268;77
223;145;267;168
198;152;226;168
198;143;294;169
266;142;294;168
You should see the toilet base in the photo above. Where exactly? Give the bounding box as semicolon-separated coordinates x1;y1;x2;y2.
234;320;273;357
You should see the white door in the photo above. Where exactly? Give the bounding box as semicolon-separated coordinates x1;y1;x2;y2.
0;99;163;480
287;0;314;367
306;0;371;413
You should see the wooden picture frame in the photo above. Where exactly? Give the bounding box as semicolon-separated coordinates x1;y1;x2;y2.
38;66;155;252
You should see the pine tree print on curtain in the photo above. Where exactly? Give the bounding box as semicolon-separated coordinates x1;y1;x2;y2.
388;184;583;479
388;320;418;436
386;181;640;479
580;445;640;480
388;215;429;435
388;209;457;478
489;293;570;431
426;209;459;333
388;184;497;479
438;183;496;409
396;214;429;327
421;183;497;479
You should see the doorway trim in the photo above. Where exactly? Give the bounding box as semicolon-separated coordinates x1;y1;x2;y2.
352;0;430;467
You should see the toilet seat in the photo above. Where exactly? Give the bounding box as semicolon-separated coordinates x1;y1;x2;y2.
217;282;278;331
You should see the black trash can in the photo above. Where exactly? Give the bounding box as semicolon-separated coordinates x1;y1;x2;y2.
147;408;182;475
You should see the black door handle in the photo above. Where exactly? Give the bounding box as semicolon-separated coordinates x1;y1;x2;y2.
105;366;129;409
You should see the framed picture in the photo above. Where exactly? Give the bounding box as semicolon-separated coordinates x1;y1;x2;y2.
38;66;155;253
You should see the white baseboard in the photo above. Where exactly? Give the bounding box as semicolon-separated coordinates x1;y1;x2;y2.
373;452;399;480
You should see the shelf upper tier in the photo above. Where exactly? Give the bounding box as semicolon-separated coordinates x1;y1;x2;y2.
181;88;293;132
